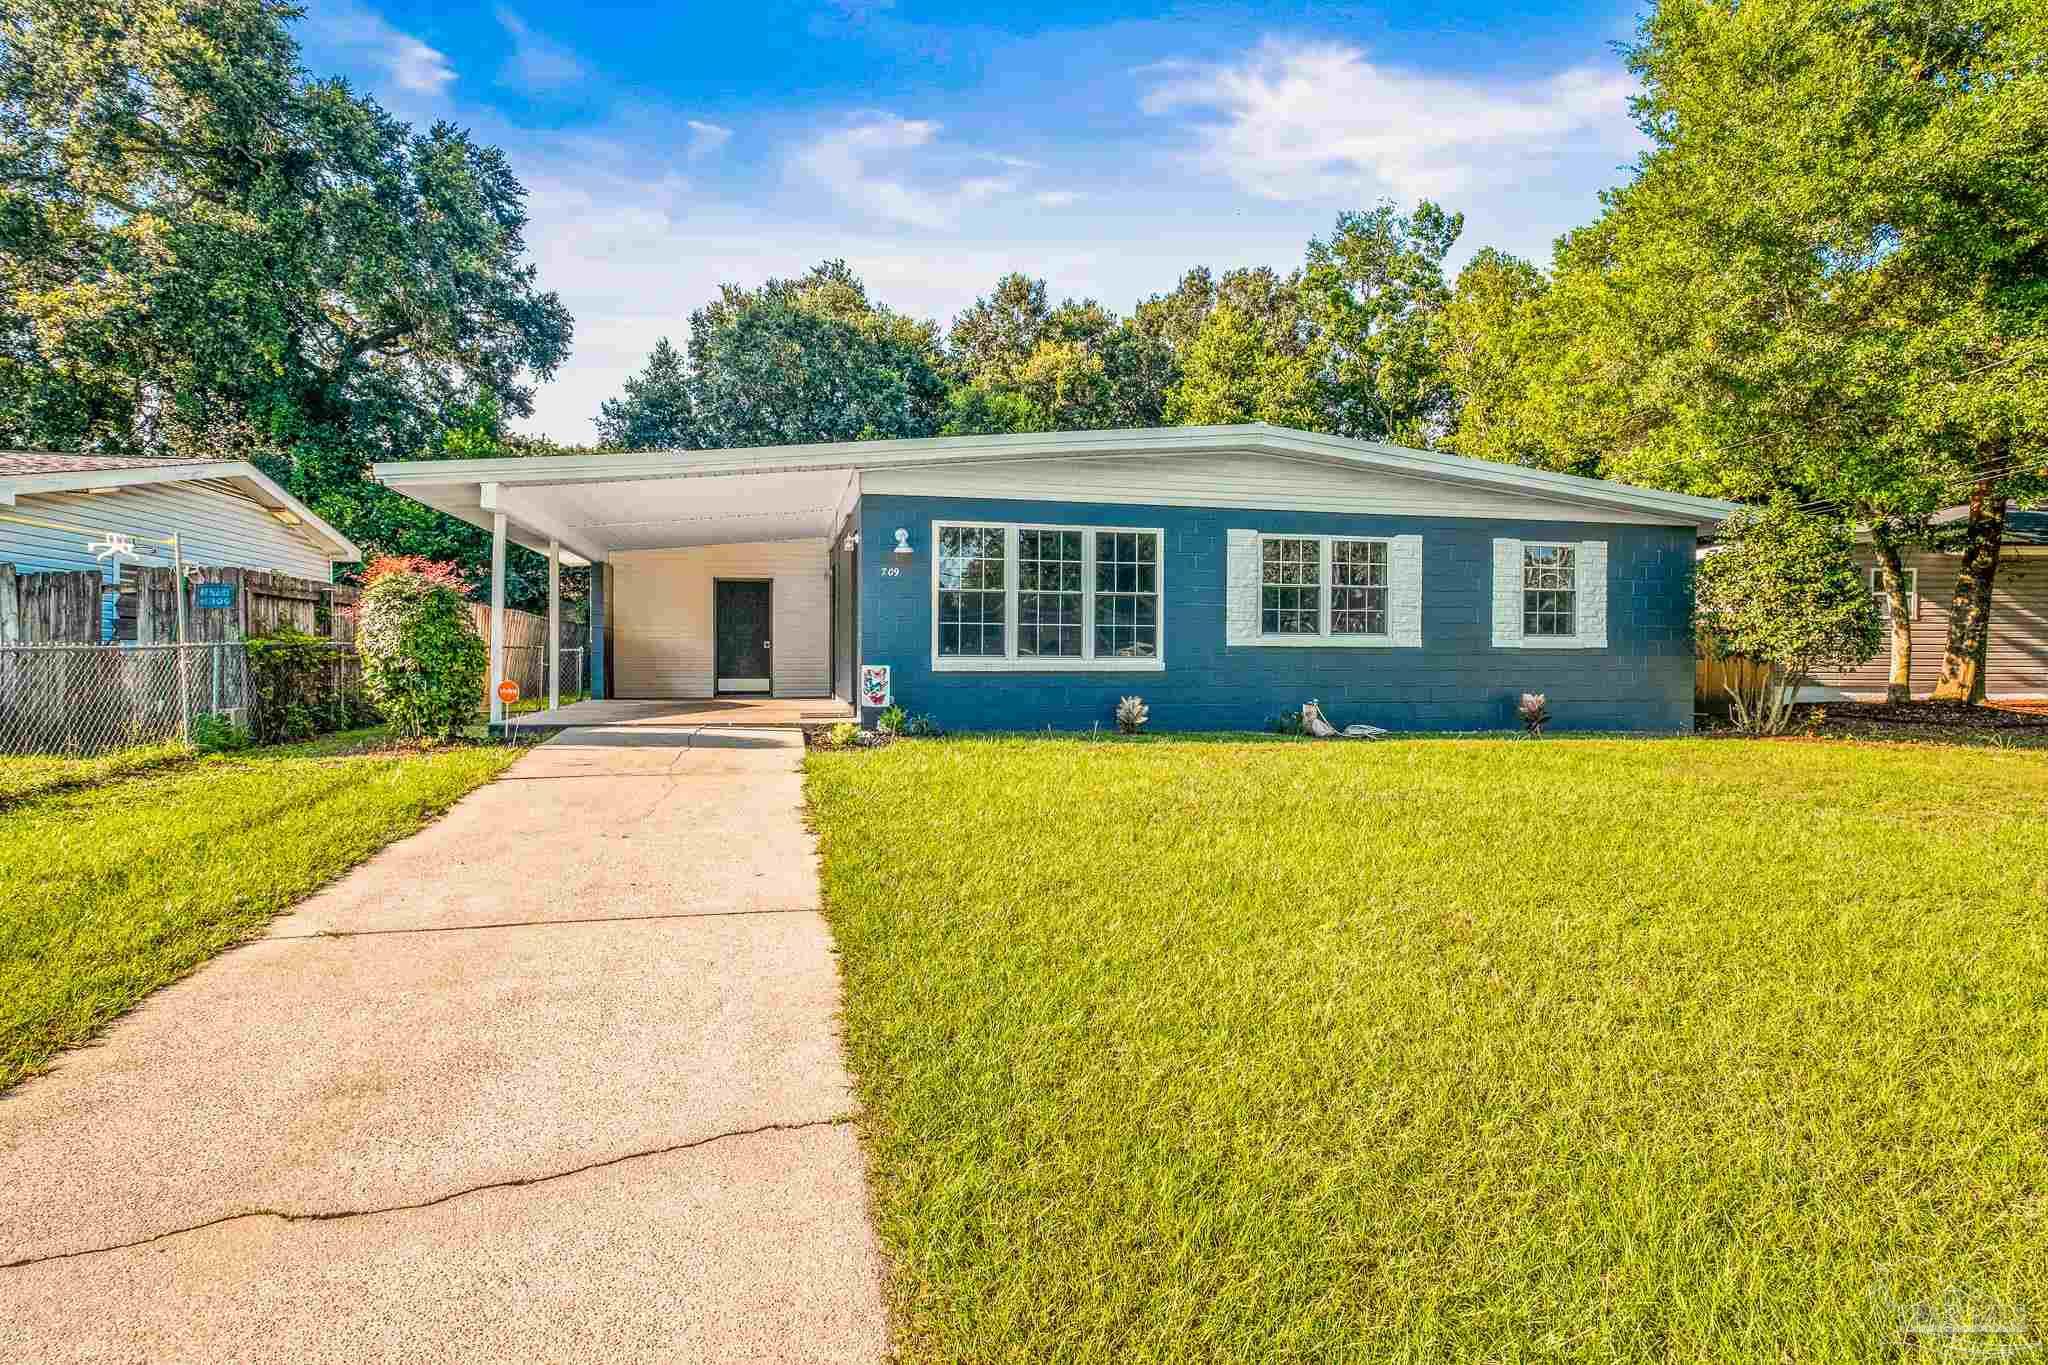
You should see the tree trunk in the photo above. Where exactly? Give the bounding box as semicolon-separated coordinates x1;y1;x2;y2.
1870;530;1912;704
1931;484;2007;704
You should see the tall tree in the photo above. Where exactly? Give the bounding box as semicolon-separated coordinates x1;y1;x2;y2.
1165;304;1315;428
943;276;1173;434
684;260;947;448
1595;0;2048;702
1301;202;1462;445
1434;249;1554;468
0;0;574;581
596;337;693;449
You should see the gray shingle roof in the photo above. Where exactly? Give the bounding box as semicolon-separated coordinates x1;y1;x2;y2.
0;452;222;476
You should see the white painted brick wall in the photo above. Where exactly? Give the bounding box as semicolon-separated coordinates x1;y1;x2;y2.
1225;529;1259;646
1389;534;1423;647
1491;538;1523;647
1577;539;1609;648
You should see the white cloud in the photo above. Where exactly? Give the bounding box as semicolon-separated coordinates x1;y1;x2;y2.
1034;190;1083;208
686;120;733;160
791;114;1025;229
494;7;588;91
303;0;454;97
1141;39;1637;201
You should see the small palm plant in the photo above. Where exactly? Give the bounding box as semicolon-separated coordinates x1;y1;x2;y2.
1115;695;1150;734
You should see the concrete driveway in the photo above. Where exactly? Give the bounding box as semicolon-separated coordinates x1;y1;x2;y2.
0;726;887;1363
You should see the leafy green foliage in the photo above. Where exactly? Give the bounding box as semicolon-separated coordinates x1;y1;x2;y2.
356;564;487;741
244;629;368;743
1696;499;1883;732
876;704;906;736
188;713;252;754
595;337;694;449
684;260;948;448
0;0;572;588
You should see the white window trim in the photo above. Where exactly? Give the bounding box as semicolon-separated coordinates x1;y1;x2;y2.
930;520;1166;672
1869;566;1918;621
1252;533;1406;648
1493;537;1608;649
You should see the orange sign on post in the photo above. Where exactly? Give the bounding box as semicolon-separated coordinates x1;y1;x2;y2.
496;679;520;705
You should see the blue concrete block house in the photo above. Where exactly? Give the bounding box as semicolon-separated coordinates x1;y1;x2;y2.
376;425;1736;733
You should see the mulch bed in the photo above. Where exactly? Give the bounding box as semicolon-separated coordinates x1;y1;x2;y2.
1801;700;2048;732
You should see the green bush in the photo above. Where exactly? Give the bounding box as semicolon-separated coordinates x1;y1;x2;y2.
877;704;907;736
356;563;487;741
189;713;251;753
245;629;366;743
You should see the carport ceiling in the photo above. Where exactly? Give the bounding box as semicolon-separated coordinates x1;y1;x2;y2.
501;470;853;553
377;466;857;561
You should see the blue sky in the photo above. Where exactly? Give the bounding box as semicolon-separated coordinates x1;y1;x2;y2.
297;0;1650;441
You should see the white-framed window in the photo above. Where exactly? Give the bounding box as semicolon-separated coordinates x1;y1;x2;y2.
1260;536;1322;635
932;521;1165;671
1521;543;1577;638
1258;534;1394;640
1226;530;1422;649
1331;539;1390;636
1868;566;1918;622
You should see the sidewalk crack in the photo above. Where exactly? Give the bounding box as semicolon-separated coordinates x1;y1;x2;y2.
1;1116;852;1271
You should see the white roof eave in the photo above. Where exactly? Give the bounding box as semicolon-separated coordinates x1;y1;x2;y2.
0;460;362;561
372;424;1741;531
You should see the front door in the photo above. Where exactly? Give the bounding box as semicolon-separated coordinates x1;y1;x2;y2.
715;579;773;693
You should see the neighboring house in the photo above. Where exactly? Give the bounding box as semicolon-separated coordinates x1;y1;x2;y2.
375;424;1736;732
1801;507;2048;701
0;453;359;641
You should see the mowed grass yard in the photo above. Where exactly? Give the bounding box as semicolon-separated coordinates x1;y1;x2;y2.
807;736;2048;1363
0;731;518;1091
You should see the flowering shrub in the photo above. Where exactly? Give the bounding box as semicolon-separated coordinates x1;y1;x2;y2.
1518;692;1550;736
356;560;486;740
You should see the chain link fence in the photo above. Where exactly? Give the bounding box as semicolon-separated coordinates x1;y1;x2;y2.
0;643;249;757
498;645;588;715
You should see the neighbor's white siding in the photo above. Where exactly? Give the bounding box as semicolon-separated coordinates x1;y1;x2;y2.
862;452;1687;525
611;540;831;698
3;482;336;581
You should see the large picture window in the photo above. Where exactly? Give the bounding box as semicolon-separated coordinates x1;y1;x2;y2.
1522;544;1576;637
932;521;1165;670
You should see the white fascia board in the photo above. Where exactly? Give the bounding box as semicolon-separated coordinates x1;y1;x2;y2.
373;424;1742;529
477;482;604;566
0;460;361;561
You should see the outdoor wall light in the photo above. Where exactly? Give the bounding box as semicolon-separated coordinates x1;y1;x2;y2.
892;528;913;556
842;531;860;551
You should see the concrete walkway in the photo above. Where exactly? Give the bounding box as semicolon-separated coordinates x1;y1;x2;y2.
0;726;887;1363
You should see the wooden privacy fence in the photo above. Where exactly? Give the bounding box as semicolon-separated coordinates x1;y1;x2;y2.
0;564;357;645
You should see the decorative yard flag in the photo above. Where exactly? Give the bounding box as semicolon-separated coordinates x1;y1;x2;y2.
859;665;891;708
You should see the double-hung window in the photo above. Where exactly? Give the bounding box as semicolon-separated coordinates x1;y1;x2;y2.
1258;535;1394;639
1521;544;1576;638
934;521;1164;670
935;525;1008;657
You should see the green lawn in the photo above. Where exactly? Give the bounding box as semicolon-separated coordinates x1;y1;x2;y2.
0;729;519;1091
806;736;2048;1363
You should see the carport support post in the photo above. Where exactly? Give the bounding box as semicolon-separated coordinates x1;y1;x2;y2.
489;511;507;726
546;538;560;711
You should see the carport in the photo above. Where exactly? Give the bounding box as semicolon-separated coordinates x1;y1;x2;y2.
373;448;866;726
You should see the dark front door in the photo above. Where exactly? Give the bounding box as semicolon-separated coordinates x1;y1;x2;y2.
715;580;773;693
